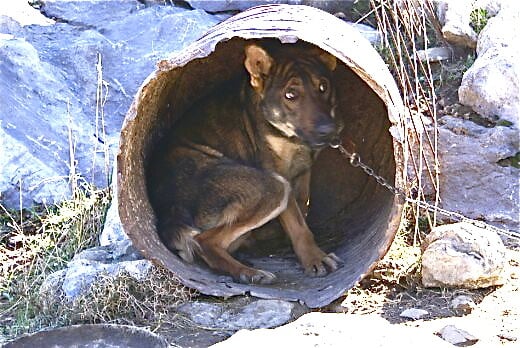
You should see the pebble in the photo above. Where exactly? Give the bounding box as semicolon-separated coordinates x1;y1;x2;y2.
399;308;429;320
450;295;476;314
438;325;478;346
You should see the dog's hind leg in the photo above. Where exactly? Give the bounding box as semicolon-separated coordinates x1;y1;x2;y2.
192;166;290;284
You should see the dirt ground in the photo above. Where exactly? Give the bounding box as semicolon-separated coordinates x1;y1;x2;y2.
323;244;519;347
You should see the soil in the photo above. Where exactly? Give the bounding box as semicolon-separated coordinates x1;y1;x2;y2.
321;246;519;347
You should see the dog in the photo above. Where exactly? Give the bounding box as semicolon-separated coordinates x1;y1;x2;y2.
147;41;344;284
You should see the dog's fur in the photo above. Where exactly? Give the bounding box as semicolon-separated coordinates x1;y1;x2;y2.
147;42;344;284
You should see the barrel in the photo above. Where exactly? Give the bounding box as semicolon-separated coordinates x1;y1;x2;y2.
117;4;405;308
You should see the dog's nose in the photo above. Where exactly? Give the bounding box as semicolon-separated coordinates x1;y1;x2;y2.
316;123;336;139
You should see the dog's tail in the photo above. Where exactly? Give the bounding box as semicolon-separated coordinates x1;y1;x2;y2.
161;222;201;263
173;226;201;263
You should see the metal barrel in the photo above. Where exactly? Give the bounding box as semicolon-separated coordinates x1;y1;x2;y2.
117;4;405;308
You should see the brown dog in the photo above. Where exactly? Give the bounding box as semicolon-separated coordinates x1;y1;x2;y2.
147;41;344;284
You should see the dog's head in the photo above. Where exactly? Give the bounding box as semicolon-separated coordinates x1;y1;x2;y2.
244;43;343;149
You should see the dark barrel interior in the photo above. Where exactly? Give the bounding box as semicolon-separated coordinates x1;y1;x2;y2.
117;5;405;308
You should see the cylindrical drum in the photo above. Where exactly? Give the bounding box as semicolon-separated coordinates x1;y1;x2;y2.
118;4;405;308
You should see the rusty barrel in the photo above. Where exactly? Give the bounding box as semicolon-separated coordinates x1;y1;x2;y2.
117;4;405;308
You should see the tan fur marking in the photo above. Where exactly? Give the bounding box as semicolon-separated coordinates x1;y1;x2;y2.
244;44;273;94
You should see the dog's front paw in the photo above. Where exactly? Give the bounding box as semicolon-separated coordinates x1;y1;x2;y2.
238;268;276;285
304;252;343;277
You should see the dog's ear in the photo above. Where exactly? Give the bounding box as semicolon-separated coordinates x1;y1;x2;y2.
318;50;337;71
244;44;273;93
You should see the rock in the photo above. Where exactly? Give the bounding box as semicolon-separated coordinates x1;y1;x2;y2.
0;3;220;208
346;22;381;45
40;243;150;301
99;162;128;246
421;222;507;289
436;0;477;48
185;1;354;14
416;47;452;62
438;325;479;346
437;116;519;231
178;297;306;331
99;198;127;246
400;308;429;320
212;312;454;347
40;0;145;28
0;1;54;26
450;295;476;314
459;3;520;126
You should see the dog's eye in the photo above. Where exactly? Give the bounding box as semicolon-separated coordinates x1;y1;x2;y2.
285;90;298;100
319;80;328;93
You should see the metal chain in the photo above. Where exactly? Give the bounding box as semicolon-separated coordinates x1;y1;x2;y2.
329;141;520;241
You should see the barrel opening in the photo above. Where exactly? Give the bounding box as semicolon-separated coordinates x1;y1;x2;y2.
118;6;404;308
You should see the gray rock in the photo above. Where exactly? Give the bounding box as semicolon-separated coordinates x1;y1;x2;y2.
459;2;520;126
450;295;476;314
438;325;479;346
61;258;152;299
186;0;354;14
40;0;145;28
39;243;150;301
437;116;519;231
212;312;454;347
0;15;23;36
100;160;128;246
99;197;127;247
421;222;507;289
346;22;381;45
400;308;429;320
0;3;220;208
178;297;304;331
436;0;477;48
39;268;67;306
0;1;54;26
416;46;453;62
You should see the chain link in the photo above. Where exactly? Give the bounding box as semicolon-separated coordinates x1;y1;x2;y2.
330;141;520;241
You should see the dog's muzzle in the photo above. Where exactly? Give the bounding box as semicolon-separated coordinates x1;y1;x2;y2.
308;122;339;149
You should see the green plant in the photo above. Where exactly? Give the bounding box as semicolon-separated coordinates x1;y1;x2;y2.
470;8;490;34
498;152;520;169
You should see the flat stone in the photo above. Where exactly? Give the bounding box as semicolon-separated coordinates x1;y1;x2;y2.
178;297;305;331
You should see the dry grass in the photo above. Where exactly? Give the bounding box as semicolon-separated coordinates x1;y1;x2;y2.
0;182;111;339
0;181;197;342
39;266;197;329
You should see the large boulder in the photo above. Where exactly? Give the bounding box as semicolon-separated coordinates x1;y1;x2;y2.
435;0;477;48
0;1;220;208
458;2;520;126
421;222;507;288
437;116;519;231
